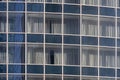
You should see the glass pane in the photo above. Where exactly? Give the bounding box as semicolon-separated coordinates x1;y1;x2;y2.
45;65;62;74
27;0;43;2
8;44;25;63
100;0;116;7
100;17;115;37
0;13;6;32
64;5;80;13
27;65;43;74
64;76;80;80
27;3;44;12
81;16;98;36
64;66;80;75
82;67;98;76
45;14;62;34
8;3;25;11
63;46;80;65
117;69;120;77
82;77;98;80
0;44;6;63
45;0;62;3
82;0;98;5
64;15;80;34
0;65;6;73
0;75;6;80
100;38;115;46
8;13;25;32
100;68;115;77
45;4;62;12
0;34;6;42
45;75;62;80
117;49;120;67
27;75;43;80
117;18;120;37
27;44;43;64
8;65;25;73
27;13;43;33
45;45;62;64
99;48;115;67
0;3;6;11
82;46;98;66
118;0;120;7
64;0;80;4
100;78;115;80
8;75;25;80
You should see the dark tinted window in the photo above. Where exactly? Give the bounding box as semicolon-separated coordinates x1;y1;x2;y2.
9;3;25;11
100;38;115;46
0;65;6;73
64;5;80;13
64;36;80;44
0;34;6;42
0;3;6;11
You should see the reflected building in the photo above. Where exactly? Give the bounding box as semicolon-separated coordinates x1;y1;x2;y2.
0;0;120;80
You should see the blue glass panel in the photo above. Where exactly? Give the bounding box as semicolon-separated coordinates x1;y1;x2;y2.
8;75;24;80
8;44;25;63
100;68;115;77
0;65;6;73
45;35;62;43
82;67;98;76
64;66;80;75
8;13;25;32
117;39;120;47
0;3;6;11
64;36;80;44
100;38;115;46
8;3;25;11
100;7;115;16
45;65;62;74
27;3;44;12
8;65;25;73
45;4;62;12
27;34;43;43
117;69;120;77
82;6;98;15
0;34;6;42
27;65;43;74
82;36;98;45
0;75;6;80
8;34;25;42
64;0;80;4
117;9;120;17
64;5;80;13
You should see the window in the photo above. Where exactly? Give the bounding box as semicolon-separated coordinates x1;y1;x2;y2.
100;0;116;7
27;44;43;64
100;38;115;46
0;3;6;11
100;78;115;80
0;44;6;63
82;0;98;5
27;75;43;80
100;17;115;37
64;15;80;34
117;18;120;37
27;0;43;2
81;16;98;36
99;48;115;67
45;14;61;34
64;76;80;80
82;46;98;66
45;75;62;80
0;34;6;42
64;5;80;13
0;13;6;32
64;0;80;4
63;46;80;65
8;75;24;80
117;49;120;67
45;45;62;64
82;77;98;80
45;0;62;3
27;13;43;33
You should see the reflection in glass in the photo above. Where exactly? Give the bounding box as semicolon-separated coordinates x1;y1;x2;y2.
63;46;80;65
27;13;43;33
8;13;25;32
27;44;43;64
8;44;25;63
64;15;80;34
0;13;6;32
45;45;62;64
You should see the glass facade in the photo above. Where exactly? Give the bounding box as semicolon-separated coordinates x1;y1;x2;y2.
0;0;120;80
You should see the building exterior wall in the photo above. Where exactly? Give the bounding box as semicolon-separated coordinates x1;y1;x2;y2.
0;0;120;80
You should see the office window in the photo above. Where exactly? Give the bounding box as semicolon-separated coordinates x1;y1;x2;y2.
100;38;115;46
117;18;120;37
0;34;6;42
8;44;25;63
0;13;6;32
45;14;61;34
8;75;25;80
27;44;44;64
82;46;98;66
45;0;62;3
0;75;6;80
82;0;98;5
63;46;80;65
8;13;25;32
64;5;80;13
100;78;115;80
45;75;62;80
81;16;98;36
100;0;116;7
45;45;62;64
117;49;120;67
64;0;80;4
0;44;6;63
27;13;43;33
100;48;115;67
64;76;80;80
27;0;43;2
27;75;43;80
100;17;115;37
118;0;120;7
64;15;80;34
82;77;98;80
0;65;6;73
0;3;6;11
